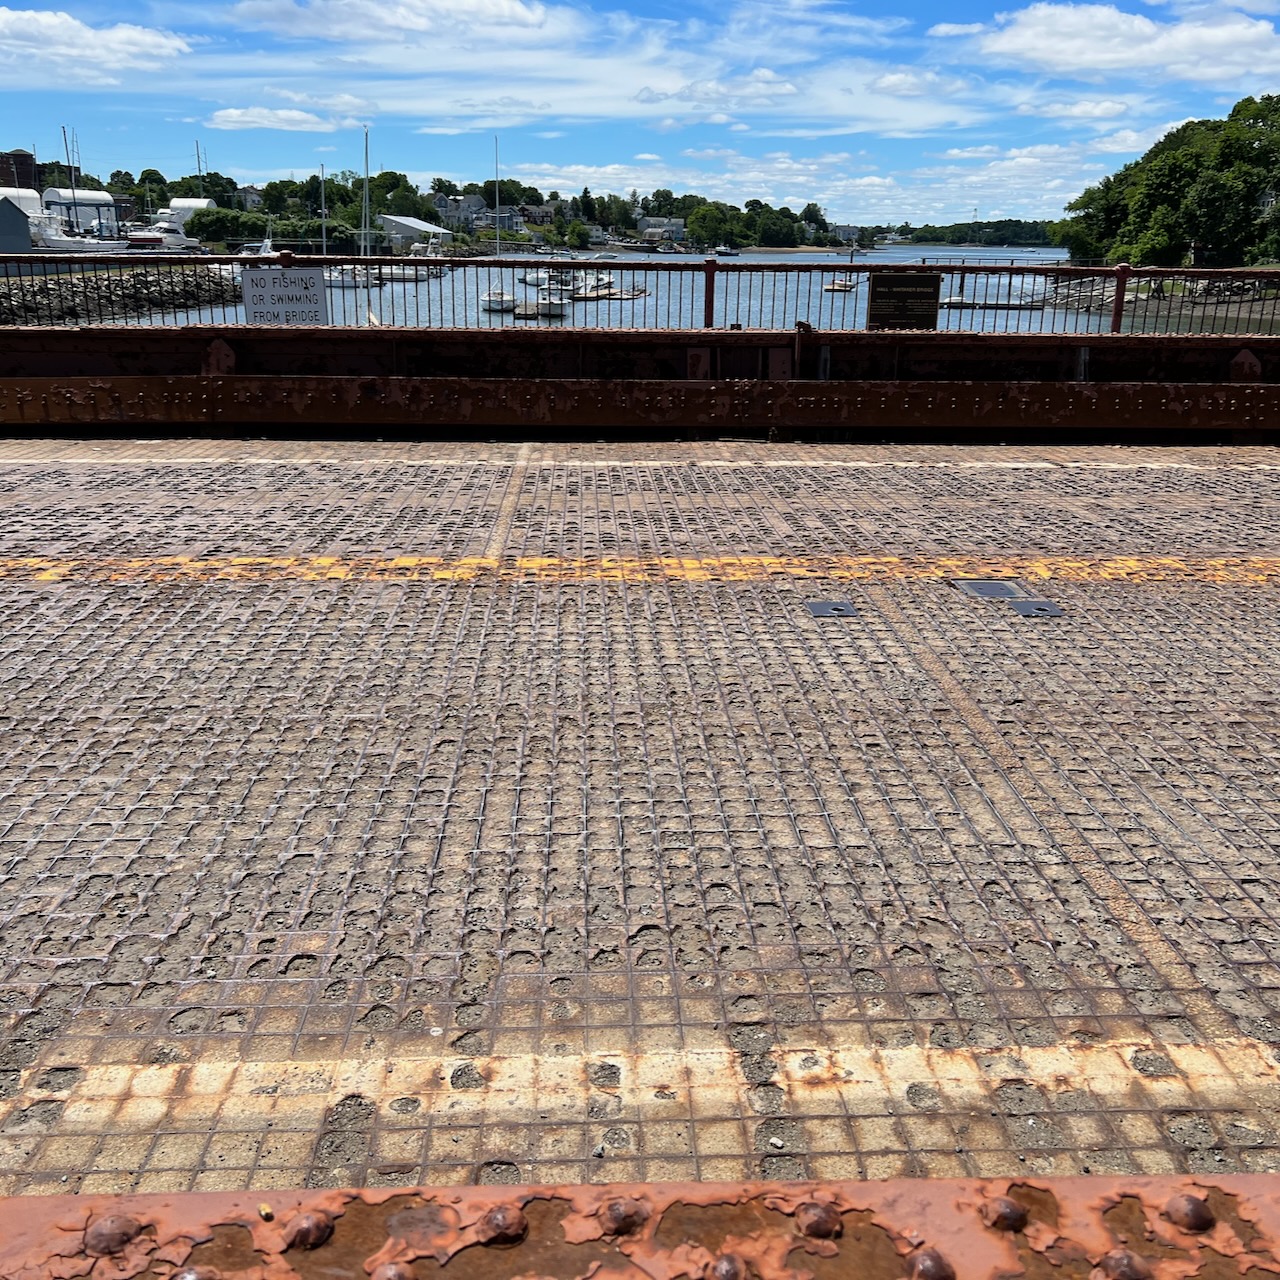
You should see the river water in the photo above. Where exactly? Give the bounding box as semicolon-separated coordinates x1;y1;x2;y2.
158;243;1119;334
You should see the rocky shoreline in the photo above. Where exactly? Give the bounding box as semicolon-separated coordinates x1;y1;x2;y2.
0;265;241;325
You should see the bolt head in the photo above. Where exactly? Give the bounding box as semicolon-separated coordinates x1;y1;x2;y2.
285;1209;335;1250
1164;1194;1215;1234
795;1201;843;1239
84;1214;142;1256
1092;1249;1153;1280
599;1196;649;1236
478;1203;528;1245
980;1196;1029;1233
908;1248;956;1280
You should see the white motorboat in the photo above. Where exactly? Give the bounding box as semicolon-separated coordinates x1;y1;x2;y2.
29;215;127;252
126;221;201;252
326;264;377;288
481;289;517;312
536;287;570;318
379;263;439;281
822;276;858;293
714;244;740;257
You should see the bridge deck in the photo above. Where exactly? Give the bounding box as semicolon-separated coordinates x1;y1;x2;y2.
1;438;1279;1196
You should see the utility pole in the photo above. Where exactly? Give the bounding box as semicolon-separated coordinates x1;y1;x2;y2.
320;162;327;257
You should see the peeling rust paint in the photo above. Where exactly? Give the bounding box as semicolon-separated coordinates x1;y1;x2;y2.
3;1177;1280;1280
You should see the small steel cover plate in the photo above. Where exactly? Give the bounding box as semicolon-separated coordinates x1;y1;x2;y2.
1010;599;1064;617
951;579;1032;600
806;601;858;617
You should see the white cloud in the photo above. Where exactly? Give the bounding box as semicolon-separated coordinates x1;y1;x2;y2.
1017;98;1131;119
980;2;1280;83
868;69;969;97
634;152;661;160
207;106;350;131
927;21;985;35
0;7;189;84
944;145;1001;157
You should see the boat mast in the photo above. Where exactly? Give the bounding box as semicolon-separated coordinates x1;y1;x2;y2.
494;134;500;258
362;125;371;258
61;126;77;230
320;162;327;257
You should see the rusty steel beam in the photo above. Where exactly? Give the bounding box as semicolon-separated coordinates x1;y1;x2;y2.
1;1175;1276;1279
0;375;1277;433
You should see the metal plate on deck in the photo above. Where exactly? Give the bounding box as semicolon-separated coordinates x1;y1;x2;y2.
806;600;858;617
951;578;1033;599
1010;599;1065;617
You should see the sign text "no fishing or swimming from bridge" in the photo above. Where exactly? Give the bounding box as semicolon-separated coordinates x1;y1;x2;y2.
241;269;329;325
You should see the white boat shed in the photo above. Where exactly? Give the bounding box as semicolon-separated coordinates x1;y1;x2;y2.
42;188;118;232
377;215;451;249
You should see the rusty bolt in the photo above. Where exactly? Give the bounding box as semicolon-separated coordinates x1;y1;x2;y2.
908;1248;956;1280
1092;1249;1153;1280
707;1253;748;1280
257;1202;274;1221
369;1265;415;1280
980;1196;1029;1233
477;1203;528;1245
84;1214;143;1256
795;1202;843;1239
599;1196;650;1235
284;1209;335;1250
1164;1194;1215;1233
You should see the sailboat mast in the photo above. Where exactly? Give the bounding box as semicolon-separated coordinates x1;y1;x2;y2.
320;162;327;257
61;126;77;229
494;135;500;257
362;125;371;258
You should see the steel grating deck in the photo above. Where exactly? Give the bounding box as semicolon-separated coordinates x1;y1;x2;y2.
0;439;1279;1207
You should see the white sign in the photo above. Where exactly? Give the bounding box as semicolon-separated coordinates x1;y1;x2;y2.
241;268;329;325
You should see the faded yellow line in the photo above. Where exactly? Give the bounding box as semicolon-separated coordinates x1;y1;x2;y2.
2;552;1280;586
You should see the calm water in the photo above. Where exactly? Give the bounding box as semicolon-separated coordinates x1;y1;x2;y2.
159;244;1110;334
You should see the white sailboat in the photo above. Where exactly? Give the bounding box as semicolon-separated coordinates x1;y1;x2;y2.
480;135;517;313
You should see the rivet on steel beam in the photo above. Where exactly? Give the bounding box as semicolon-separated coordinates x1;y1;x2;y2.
1092;1249;1153;1280
707;1252;748;1280
171;1269;220;1280
980;1197;1028;1233
795;1201;843;1238
1164;1195;1215;1233
599;1196;650;1235
285;1209;335;1250
85;1214;143;1256
370;1264;415;1280
908;1248;956;1280
477;1203;528;1245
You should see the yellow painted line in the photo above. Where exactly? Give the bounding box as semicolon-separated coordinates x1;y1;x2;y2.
14;1037;1275;1137
1;553;1279;586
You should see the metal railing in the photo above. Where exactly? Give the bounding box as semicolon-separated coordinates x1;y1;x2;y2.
3;252;1280;335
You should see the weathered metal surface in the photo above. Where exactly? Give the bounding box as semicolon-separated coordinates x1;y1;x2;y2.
2;1176;1279;1279
1;374;1279;432
3;440;1280;1199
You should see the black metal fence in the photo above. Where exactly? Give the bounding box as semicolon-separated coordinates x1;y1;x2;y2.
3;252;1280;335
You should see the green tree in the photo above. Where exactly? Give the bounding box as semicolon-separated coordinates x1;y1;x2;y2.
580;187;597;222
800;202;828;231
430;176;460;196
566;219;590;249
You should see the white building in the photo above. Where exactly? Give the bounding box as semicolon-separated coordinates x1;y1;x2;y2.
0;187;42;218
376;214;448;249
42;187;118;232
161;198;217;228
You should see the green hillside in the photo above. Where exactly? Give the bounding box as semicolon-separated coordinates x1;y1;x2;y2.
1054;95;1280;266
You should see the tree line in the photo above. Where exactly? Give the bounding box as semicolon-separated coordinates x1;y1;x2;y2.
1052;94;1280;266
85;165;866;249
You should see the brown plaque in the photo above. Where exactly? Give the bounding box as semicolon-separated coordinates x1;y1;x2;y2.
866;272;942;329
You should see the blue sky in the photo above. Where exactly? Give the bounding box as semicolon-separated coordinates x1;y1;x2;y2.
2;0;1277;223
